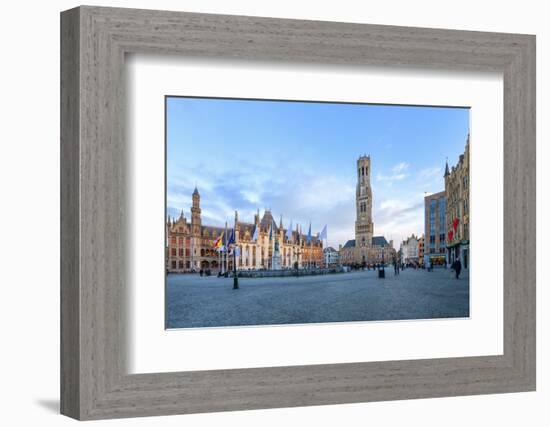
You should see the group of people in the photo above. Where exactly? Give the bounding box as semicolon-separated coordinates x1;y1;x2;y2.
391;258;463;279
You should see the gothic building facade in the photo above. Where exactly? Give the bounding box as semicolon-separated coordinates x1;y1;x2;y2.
445;135;470;268
340;155;396;266
166;188;324;273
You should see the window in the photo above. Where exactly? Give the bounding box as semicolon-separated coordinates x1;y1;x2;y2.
179;248;184;256
171;248;176;256
171;261;176;269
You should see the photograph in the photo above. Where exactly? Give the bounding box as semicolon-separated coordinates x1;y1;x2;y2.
165;96;471;329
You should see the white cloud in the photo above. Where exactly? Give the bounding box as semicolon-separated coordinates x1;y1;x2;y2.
392;162;409;173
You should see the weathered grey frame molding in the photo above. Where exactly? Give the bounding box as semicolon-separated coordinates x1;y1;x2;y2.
61;5;536;420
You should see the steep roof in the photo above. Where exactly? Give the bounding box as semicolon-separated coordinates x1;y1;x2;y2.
260;210;277;232
372;236;389;246
343;239;356;249
237;221;255;237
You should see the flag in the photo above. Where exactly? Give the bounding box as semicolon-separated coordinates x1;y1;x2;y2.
212;231;224;249
227;228;235;246
319;224;327;241
286;219;293;241
453;217;459;232
252;225;258;242
307;222;312;244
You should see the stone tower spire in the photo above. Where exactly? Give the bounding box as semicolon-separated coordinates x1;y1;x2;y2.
355;155;373;248
191;187;201;236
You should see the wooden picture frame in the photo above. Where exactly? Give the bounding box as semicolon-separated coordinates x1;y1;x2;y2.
60;5;536;420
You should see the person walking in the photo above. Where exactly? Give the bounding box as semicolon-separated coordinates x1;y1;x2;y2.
454;259;462;279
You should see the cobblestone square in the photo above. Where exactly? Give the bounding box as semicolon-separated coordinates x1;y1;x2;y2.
166;268;469;328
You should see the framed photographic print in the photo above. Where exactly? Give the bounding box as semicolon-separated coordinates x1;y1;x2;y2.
61;6;536;420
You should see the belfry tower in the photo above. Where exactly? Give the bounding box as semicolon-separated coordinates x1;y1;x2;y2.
191;187;201;237
355;155;373;247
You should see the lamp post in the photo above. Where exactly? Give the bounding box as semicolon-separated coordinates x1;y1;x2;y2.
233;246;239;289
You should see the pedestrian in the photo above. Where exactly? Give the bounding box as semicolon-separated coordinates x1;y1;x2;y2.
454;259;462;279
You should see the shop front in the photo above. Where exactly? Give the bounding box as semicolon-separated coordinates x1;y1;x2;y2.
447;240;469;269
428;254;447;266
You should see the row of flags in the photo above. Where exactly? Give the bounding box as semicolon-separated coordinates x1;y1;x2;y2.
212;220;328;251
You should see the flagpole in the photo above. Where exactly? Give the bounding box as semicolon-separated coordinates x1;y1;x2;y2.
224;222;228;276
233;246;239;289
218;244;222;275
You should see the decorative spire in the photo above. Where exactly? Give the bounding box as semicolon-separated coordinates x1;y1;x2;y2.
279;214;283;229
180;209;184;218
444;157;450;177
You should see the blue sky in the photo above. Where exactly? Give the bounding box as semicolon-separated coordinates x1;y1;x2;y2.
166;96;469;249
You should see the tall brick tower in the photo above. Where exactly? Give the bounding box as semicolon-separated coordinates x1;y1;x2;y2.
191;187;201;237
355;155;373;248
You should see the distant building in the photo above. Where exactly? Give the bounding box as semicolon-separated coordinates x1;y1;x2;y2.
166;188;323;273
340;155;396;265
323;247;340;267
418;235;425;266
445;135;470;268
400;234;420;265
424;191;447;266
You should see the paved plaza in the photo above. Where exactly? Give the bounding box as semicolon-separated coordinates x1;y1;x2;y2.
166;268;469;328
